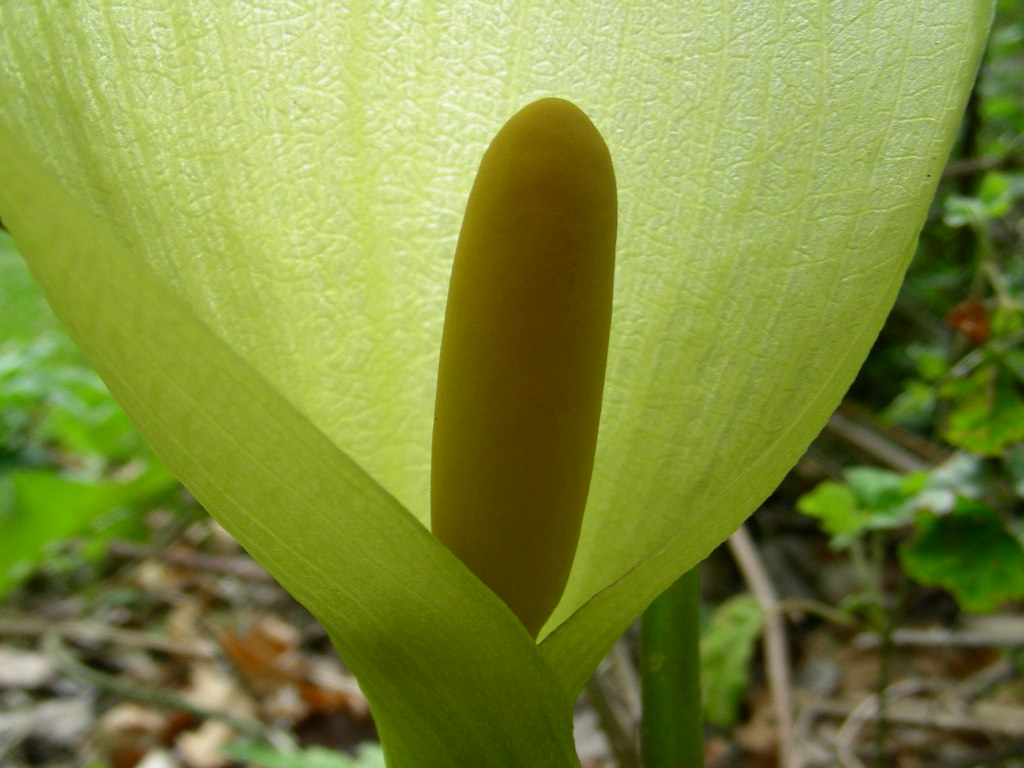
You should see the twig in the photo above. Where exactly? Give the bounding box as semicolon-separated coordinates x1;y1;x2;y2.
956;658;1016;702
107;540;275;581
942;154;1024;180
727;525;796;768
0;614;216;657
1;613;368;711
854;622;1024;650
824;412;931;474
932;740;1024;768
0;707;35;764
834;694;873;768
817;682;1024;737
834;679;937;768
775;598;857;628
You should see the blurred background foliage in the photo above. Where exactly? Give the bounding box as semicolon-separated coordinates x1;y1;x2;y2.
801;0;1024;621
0;229;181;600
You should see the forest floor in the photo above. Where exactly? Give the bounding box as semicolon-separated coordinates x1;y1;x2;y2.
1;404;1023;768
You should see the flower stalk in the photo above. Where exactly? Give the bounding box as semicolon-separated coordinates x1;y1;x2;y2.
641;567;705;768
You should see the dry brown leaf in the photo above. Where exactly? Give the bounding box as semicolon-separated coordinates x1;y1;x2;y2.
218;615;305;693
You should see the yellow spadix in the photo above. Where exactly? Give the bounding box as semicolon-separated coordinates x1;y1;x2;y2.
431;98;616;636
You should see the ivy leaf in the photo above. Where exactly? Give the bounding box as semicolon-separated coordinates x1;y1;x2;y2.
797;467;918;548
883;379;938;429
797;481;862;545
0;463;175;598
942;363;1024;455
845;467;920;528
901;501;1024;613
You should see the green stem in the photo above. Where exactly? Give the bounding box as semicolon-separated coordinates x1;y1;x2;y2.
640;566;704;768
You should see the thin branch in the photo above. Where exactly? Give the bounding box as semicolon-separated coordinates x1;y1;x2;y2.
817;682;1024;737
824;412;931;474
727;525;796;768
0;614;216;657
834;679;939;768
775;598;857;628
854;620;1024;650
932;740;1024;768
0;613;368;710
942;154;1024;180
107;539;275;581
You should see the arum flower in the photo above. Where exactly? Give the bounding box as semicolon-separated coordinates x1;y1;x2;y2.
0;3;991;766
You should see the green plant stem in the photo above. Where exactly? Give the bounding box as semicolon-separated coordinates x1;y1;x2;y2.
640;566;704;768
849;537;886;632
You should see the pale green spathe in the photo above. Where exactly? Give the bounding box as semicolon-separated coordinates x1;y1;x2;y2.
0;3;992;765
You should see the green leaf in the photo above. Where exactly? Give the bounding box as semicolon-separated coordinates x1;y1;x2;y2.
0;338;146;464
942;171;1016;227
222;742;387;768
913;452;986;514
1004;350;1024;384
977;171;1015;216
883;380;938;428
700;595;764;727
0;231;67;345
1005;444;1024;497
845;467;918;528
0;462;175;598
992;305;1024;339
942;363;1024;455
797;467;917;548
944;195;989;229
901;503;1024;613
909;345;952;383
0;238;137;464
0;2;993;763
797;481;863;544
